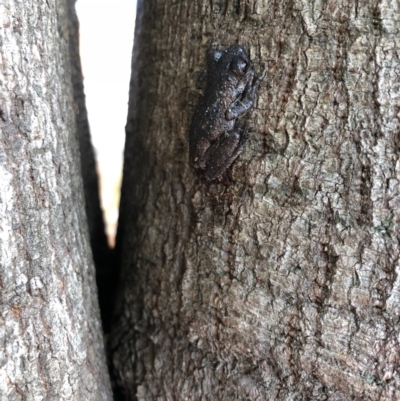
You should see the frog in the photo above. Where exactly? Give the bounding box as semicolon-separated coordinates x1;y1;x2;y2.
189;44;262;181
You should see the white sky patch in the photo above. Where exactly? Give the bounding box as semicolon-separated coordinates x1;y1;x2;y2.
75;0;136;246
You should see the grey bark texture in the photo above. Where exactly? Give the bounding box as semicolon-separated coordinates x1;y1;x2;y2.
0;0;112;399
111;0;400;400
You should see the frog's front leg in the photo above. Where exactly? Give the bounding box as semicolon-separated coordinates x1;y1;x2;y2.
225;74;262;121
203;129;248;180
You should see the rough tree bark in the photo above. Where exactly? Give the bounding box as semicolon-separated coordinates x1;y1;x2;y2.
0;0;112;399
111;0;400;400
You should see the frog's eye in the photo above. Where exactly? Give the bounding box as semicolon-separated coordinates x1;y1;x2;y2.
229;56;248;75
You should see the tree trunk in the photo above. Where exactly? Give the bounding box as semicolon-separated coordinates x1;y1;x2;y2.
0;0;112;399
111;0;400;400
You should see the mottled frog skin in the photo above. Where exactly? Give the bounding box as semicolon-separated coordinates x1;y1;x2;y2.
189;45;262;180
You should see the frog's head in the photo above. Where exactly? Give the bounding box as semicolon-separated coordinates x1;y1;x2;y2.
207;45;251;78
225;45;251;77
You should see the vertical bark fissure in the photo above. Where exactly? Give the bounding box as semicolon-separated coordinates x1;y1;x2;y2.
67;0;115;333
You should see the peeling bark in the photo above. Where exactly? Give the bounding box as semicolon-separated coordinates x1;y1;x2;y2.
0;0;112;399
112;0;400;400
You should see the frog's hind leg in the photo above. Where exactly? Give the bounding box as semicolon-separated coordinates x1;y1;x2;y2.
204;130;248;181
